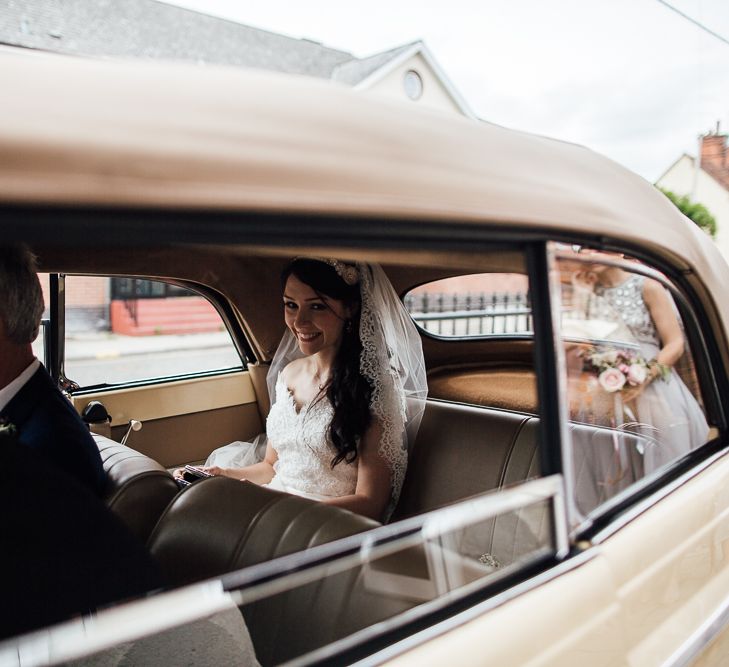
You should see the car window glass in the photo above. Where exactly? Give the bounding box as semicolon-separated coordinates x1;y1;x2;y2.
403;273;531;337
50;480;559;666
43;275;243;387
553;247;713;518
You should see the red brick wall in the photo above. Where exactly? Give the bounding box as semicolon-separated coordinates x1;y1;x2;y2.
64;275;109;306
700;133;729;189
408;273;528;295
38;274;109;307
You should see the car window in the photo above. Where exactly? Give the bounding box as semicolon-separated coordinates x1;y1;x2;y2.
403;273;531;338
552;246;714;519
39;274;244;387
36;477;561;667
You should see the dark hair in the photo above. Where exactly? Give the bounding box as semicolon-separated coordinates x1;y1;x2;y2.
281;258;372;467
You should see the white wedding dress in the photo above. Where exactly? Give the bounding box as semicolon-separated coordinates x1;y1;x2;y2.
205;375;358;500
264;375;358;499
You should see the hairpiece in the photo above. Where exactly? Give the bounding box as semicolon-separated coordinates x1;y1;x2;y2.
315;258;359;285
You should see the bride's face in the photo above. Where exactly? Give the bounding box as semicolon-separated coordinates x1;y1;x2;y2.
283;275;351;357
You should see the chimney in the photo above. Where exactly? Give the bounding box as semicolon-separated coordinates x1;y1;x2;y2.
700;123;729;189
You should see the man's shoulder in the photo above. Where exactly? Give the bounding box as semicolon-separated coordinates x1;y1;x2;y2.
20;370;88;435
9;365;105;495
7;364;55;412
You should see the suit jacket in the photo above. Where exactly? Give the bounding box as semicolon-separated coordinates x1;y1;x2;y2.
0;425;163;639
1;365;106;496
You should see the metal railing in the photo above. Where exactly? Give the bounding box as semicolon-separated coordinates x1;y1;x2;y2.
404;291;532;336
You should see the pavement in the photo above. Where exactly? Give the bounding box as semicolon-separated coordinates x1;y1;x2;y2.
33;331;234;361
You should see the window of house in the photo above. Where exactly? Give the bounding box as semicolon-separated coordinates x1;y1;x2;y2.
55;275;243;388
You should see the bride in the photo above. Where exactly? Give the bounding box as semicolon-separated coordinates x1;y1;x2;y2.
181;258;427;521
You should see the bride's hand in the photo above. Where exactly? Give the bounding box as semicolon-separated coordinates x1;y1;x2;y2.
198;465;230;478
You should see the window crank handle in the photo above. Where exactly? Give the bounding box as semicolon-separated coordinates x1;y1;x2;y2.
121;419;143;446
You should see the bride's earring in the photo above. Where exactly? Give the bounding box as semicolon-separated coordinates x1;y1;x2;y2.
345;319;353;334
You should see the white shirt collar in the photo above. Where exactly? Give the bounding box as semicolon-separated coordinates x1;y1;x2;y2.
0;358;40;414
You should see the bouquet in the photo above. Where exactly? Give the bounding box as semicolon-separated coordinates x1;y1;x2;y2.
581;346;668;394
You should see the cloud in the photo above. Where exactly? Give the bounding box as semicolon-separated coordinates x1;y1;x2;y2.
164;0;729;179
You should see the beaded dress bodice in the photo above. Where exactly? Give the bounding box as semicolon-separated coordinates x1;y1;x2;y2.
265;375;358;498
592;274;659;347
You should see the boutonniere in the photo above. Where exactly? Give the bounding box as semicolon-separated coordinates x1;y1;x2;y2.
0;418;17;440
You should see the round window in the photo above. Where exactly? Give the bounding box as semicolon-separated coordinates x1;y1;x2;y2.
403;70;423;100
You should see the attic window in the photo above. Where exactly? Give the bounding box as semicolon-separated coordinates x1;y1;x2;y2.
403;70;423;101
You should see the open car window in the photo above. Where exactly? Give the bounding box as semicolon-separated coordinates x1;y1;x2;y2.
38;274;244;388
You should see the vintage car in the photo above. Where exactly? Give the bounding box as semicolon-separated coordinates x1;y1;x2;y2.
2;49;729;667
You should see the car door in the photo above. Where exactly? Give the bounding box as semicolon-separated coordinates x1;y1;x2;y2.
41;272;266;467
363;241;727;667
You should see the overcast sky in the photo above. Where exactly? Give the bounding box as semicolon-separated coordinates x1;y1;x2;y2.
163;0;729;184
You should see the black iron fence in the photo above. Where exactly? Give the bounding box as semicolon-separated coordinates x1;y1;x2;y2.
111;278;192;300
404;292;532;336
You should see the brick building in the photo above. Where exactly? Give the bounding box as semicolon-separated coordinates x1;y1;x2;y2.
657;126;729;262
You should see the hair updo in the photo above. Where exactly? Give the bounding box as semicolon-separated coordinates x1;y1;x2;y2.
281;258;372;467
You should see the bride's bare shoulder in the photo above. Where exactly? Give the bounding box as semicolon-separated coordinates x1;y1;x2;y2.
281;358;307;384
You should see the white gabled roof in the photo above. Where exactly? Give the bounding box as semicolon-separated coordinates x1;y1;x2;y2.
352;41;477;119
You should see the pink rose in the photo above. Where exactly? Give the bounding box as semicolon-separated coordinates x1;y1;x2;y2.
598;367;626;393
626;363;647;386
618;364;630;373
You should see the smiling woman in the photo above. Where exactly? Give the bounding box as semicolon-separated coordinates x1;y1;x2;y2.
191;258;428;521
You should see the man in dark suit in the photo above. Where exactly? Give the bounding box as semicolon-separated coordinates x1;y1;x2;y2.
0;245;106;495
0;421;163;639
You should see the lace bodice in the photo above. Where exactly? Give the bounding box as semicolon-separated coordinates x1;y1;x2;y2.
265;375;358;498
592;274;659;346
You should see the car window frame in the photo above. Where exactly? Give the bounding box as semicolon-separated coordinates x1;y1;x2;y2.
12;201;728;663
44;272;252;395
403;271;533;342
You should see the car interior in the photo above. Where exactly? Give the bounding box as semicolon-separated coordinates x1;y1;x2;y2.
28;240;709;665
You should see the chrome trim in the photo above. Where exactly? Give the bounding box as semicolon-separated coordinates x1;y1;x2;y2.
551;478;570;558
344;548;599;667
547;242;579;541
554;251;676;291
420;476;562;540
228;475;564;607
0;581;236;667
661;587;729;667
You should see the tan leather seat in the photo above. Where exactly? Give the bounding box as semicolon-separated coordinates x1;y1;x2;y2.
393;400;649;567
95;434;179;544
147;478;385;665
147;477;379;586
393;401;539;521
